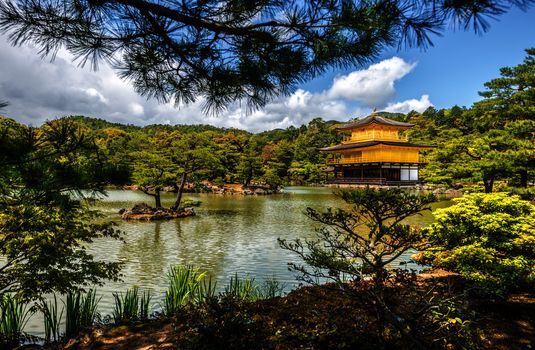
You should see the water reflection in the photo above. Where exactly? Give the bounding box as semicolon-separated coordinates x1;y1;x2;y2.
26;187;450;335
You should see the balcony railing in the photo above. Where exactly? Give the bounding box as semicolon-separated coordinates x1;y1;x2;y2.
327;155;427;164
342;135;409;143
328;178;422;185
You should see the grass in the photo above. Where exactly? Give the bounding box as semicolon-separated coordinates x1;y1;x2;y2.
41;294;63;343
0;268;286;347
139;289;151;321
65;289;100;339
0;294;31;346
224;273;259;301
165;265;206;315
195;276;217;304
112;287;151;323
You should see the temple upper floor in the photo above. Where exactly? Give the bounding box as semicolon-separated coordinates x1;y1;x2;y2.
336;114;413;144
342;126;408;143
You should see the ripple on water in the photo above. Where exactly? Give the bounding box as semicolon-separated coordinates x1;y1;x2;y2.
25;187;450;336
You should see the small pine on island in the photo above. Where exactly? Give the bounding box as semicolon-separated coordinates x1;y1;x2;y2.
319;112;436;186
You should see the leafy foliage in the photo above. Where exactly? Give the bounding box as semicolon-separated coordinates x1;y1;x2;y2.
420;192;535;297
74;116;340;189
280;187;436;285
2;1;529;112
165;265;206;315
412;48;535;191
0;117;122;300
223;274;259;301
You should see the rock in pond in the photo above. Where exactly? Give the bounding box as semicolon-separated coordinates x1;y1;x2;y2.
121;202;195;221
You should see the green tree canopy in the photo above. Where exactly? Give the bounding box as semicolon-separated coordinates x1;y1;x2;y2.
280;187;436;286
420;192;535;297
1;0;532;111
0;117;122;300
131;134;178;208
412;48;535;191
167;131;222;209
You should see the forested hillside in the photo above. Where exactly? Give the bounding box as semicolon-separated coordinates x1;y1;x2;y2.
2;49;534;196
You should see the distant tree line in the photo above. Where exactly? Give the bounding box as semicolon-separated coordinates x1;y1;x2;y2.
406;48;535;193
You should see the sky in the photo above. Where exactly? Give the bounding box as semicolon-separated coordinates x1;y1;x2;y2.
0;5;534;132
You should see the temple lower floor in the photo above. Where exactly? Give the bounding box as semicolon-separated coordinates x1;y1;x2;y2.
328;162;422;185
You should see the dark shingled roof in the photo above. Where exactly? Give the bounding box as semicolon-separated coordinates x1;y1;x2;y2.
336;114;414;130
318;140;436;152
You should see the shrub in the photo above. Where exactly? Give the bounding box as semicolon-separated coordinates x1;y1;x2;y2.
280;187;436;286
420;192;535;297
279;188;437;347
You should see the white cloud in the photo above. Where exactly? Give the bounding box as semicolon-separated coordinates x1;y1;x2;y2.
287;89;312;109
128;103;144;116
0;35;431;132
384;94;433;113
327;57;416;107
83;88;108;104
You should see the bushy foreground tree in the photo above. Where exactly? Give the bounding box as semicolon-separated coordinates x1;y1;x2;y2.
419;192;535;297
280;188;435;286
1;0;532;112
0;116;122;300
280;188;441;347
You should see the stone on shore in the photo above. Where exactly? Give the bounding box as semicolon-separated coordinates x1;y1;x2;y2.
121;203;195;221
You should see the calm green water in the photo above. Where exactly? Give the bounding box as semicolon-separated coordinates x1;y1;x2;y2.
25;187;450;335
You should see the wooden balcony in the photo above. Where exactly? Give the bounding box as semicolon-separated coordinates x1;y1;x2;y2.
327;155;428;164
342;135;408;143
328;178;421;185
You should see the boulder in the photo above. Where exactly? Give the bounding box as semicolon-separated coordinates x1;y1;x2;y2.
254;188;266;195
121;203;195;221
444;189;463;197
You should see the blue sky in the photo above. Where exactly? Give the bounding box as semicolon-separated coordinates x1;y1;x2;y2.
303;6;535;110
1;5;534;131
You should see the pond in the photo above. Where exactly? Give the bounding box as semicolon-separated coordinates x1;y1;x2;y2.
25;186;451;336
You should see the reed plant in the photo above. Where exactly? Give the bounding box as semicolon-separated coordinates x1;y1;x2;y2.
41;294;63;343
195;276;217;304
65;289;100;339
260;276;286;299
112;287;152;323
224;274;259;301
165;265;206;315
139;289;151;321
0;294;31;346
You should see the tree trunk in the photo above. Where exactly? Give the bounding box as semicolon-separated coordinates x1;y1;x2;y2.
244;170;252;187
172;171;187;210
520;168;528;188
140;186;159;208
155;188;162;208
483;176;494;193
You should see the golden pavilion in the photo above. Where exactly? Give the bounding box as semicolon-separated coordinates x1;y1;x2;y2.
319;113;436;185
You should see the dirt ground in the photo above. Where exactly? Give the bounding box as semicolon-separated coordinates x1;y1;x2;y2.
38;272;534;350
